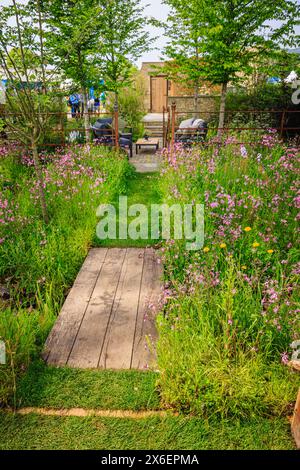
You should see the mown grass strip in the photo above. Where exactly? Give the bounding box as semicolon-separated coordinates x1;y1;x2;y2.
0;412;295;450
15;361;160;411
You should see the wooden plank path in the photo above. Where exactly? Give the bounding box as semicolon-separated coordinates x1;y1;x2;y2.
43;248;163;370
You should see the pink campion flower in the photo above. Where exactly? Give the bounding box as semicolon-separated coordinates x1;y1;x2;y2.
0;199;8;209
293;195;300;209
225;136;234;144
292;263;300;275
240;145;248;158
281;352;289;365
0;146;9;158
243;274;252;284
267;288;279;303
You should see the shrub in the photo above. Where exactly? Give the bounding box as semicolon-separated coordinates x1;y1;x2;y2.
225;84;300;140
108;71;147;140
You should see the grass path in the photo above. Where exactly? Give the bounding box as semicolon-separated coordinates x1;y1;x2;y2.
93;171;161;248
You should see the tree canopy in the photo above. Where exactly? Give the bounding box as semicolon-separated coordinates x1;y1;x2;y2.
162;0;300;133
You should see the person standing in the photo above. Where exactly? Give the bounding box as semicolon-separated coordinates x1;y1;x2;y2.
68;93;80;118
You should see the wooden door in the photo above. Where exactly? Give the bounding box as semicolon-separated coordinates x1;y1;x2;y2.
151;76;167;112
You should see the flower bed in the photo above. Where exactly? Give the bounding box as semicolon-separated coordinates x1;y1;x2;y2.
157;131;300;418
0;144;131;404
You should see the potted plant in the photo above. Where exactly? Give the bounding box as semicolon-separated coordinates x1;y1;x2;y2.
143;130;152;141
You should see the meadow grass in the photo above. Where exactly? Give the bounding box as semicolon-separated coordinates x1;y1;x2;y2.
156;133;300;418
0;145;131;405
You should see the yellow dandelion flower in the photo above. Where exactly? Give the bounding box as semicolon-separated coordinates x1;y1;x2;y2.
267;249;274;254
244;227;252;232
241;265;247;270
252;242;260;248
203;247;210;253
220;243;227;249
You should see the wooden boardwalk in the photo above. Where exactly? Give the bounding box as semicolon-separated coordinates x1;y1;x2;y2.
43;248;163;370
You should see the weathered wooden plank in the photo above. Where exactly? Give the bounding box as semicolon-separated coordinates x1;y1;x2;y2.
73;248;107;287
98;248;144;369
131;248;163;369
43;249;108;365
67;248;126;368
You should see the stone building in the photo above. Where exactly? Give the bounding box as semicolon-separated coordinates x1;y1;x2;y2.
140;62;220;118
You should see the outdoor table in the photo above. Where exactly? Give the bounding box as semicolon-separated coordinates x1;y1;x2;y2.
136;138;159;154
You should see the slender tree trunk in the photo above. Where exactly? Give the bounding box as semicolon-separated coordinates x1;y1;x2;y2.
37;0;47;95
218;82;228;139
31;140;49;224
82;88;91;143
114;92;119;109
194;45;200;117
114;92;119;149
194;84;200;116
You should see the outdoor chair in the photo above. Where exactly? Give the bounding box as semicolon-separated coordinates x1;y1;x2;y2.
175;117;208;146
91;118;133;158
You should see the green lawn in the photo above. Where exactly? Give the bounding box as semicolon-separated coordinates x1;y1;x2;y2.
7;360;296;450
15;361;160;411
0;412;295;450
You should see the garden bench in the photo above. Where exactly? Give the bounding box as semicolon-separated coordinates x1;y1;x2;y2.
175;117;208;146
91;118;133;158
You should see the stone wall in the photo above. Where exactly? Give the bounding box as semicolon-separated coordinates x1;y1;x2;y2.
140;62;221;114
167;95;220;121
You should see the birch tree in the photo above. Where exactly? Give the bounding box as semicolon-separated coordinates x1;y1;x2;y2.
0;0;52;222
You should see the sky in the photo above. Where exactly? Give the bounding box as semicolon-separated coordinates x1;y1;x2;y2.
139;0;170;66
